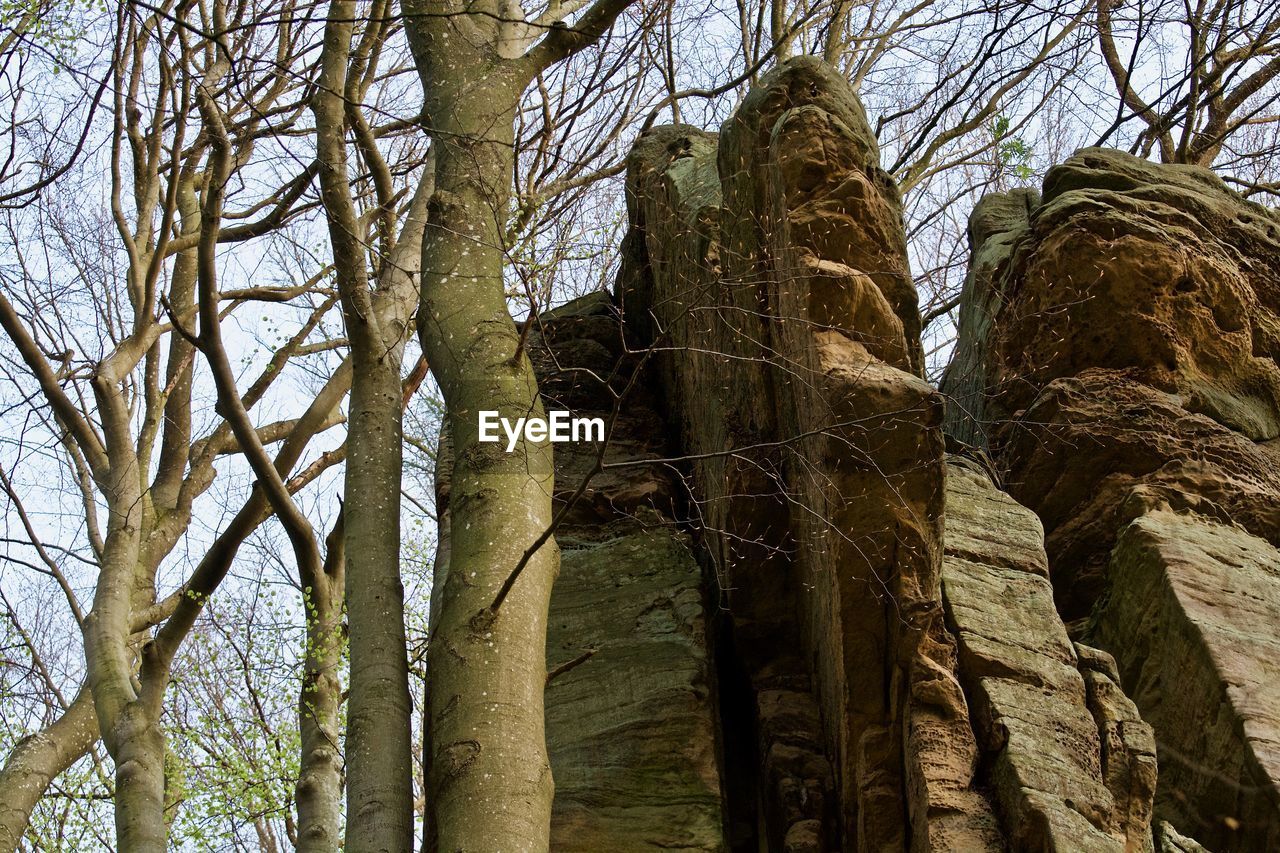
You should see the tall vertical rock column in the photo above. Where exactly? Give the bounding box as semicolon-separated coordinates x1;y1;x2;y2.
619;58;993;851
944;148;1280;851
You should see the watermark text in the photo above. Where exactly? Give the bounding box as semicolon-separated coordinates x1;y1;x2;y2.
478;410;604;452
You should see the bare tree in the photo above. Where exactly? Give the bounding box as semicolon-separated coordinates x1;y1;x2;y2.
401;0;659;843
311;2;433;846
1095;0;1280;171
0;0;425;846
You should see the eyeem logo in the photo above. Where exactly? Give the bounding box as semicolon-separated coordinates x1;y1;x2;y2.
478;410;605;452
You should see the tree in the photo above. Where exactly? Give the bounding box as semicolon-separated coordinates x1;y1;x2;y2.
311;2;430;846
403;0;650;843
1095;0;1280;173
0;1;428;846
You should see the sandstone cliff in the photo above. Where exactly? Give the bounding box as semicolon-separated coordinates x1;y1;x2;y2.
452;58;1280;853
944;147;1280;851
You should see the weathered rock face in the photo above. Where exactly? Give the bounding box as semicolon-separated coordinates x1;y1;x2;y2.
531;294;727;852
943;146;1280;850
944;149;1280;619
620;58;957;850
943;459;1156;852
941;188;1038;448
547;529;724;852
947;149;1280;445
438;58;1274;853
1094;513;1280;853
998;374;1280;619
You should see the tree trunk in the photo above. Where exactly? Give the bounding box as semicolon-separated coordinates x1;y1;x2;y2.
312;6;416;846
295;524;345;851
0;688;98;851
85;439;168;850
107;701;167;851
342;338;414;849
412;65;559;849
406;0;640;842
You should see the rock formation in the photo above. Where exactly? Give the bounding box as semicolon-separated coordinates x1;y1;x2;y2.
944;147;1280;851
942;459;1156;851
533;293;726;852
620;58;964;850
431;58;1280;853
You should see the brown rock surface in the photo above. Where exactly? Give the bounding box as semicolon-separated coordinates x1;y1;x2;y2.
948;148;1280;443
943;149;1280;619
528;295;727;852
944;146;1280;853
941;188;1038;447
998;371;1280;619
617;57;981;849
605;59;1169;853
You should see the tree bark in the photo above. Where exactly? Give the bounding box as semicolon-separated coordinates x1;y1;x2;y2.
312;5;419;846
105;699;167;850
84;419;166;851
422;124;561;853
341;333;415;851
405;0;639;842
295;520;346;852
405;23;560;845
0;688;98;851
